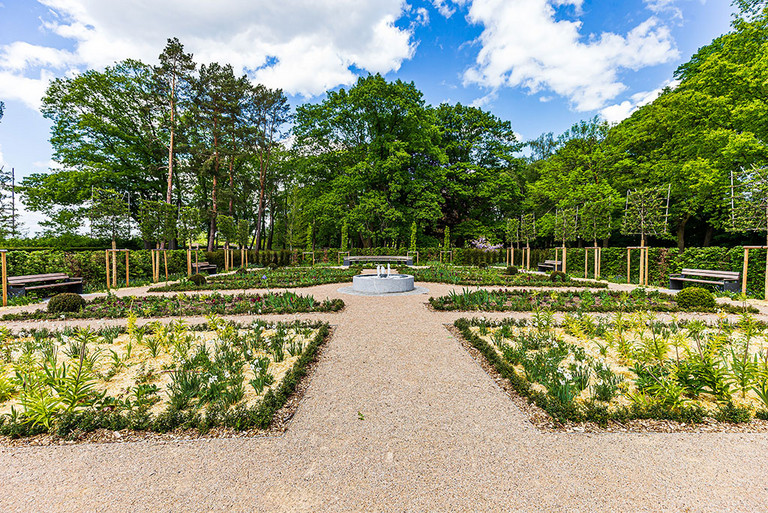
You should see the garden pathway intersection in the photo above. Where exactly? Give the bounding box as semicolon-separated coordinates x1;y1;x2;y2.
0;277;767;512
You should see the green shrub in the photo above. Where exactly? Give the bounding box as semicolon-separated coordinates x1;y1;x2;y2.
505;266;518;276
47;293;86;313
268;262;278;270
675;287;716;310
714;401;752;423
478;262;488;269
550;271;569;283
234;267;247;275
190;273;207;286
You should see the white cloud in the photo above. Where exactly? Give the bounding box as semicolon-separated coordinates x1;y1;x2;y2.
432;0;457;17
462;0;679;111
0;0;418;105
599;79;679;123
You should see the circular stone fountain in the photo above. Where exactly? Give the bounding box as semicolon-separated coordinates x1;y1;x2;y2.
352;272;415;294
339;264;426;296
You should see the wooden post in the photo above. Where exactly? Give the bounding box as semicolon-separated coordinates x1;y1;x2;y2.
626;247;631;284
596;247;601;279
163;250;169;281
563;246;567;274
764;238;768;300
1;250;7;307
526;244;530;270
105;249;110;290
645;246;650;286
742;248;749;295
187;249;192;277
125;250;130;286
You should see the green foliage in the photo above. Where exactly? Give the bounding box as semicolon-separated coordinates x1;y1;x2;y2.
621;187;670;239
505;266;518;276
410;222;417;252
47;293;85;313
341;220;349;252
217;215;236;245
550;271;569;283
236;219;250;249
675;287;716;310
189;273;207;286
306;223;313;251
443;226;450;250
90;188;130;243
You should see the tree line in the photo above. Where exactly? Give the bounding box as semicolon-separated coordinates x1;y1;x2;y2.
13;2;768;251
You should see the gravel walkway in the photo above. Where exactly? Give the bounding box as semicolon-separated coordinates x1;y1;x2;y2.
1;280;767;512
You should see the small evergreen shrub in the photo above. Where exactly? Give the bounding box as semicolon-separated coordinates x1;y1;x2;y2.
676;287;716;310
190;273;207;286
505;266;518;276
47;293;86;313
478;262;488;269
234;267;247;275
550;271;569;283
268;262;279;270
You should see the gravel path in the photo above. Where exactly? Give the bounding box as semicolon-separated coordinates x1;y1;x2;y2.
1;280;767;512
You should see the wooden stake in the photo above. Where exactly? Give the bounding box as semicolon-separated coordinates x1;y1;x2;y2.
125;250;130;286
105;250;110;290
563;247;567;274
742;248;749;295
596;248;601;279
111;241;117;287
164;251;169;281
2;251;8;307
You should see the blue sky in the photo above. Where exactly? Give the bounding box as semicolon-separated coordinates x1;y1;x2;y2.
0;0;733;233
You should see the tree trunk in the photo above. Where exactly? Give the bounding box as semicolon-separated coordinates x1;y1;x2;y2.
703;225;714;247
254;150;268;254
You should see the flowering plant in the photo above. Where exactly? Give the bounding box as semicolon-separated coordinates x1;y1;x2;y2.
469;237;503;252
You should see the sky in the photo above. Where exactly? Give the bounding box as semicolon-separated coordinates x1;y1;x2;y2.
0;0;734;234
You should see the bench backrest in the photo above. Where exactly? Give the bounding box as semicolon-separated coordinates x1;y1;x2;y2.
680;268;740;280
8;273;71;285
543;260;561;264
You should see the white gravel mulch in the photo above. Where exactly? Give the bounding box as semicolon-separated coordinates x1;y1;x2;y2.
1;281;768;512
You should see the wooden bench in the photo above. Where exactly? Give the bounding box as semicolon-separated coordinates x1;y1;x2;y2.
669;268;741;292
7;273;83;298
343;255;413;266
537;260;562;272
192;262;218;274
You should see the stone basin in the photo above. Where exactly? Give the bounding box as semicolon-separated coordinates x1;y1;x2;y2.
352;273;415;294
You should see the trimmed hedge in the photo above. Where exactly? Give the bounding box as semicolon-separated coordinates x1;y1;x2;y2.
2;245;766;297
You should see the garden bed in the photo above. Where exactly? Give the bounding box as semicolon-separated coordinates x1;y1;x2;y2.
0;318;331;441
148;267;358;292
1;291;344;321
430;288;756;313
453;314;768;430
411;266;607;288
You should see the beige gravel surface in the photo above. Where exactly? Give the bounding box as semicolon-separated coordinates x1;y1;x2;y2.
1;280;768;512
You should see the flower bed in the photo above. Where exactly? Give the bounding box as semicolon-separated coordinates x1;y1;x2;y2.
410;266;607;288
454;313;768;426
148;267;358;292
0;318;330;439
1;292;344;321
430;288;756;313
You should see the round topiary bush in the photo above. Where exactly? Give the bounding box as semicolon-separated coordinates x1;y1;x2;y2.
234;267;247;275
505;266;519;276
675;286;716;310
478;262;489;269
267;262;278;270
190;273;207;286
550;271;569;283
47;293;86;314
